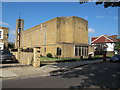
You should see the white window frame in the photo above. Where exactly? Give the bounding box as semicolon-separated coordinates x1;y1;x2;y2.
74;45;75;56
0;43;4;50
0;29;3;39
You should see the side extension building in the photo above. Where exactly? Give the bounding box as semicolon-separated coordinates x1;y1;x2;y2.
0;27;9;50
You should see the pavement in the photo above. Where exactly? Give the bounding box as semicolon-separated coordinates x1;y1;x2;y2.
3;61;120;88
0;59;108;79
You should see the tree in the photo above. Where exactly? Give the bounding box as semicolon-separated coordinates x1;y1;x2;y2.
8;42;15;49
94;43;108;55
80;1;120;8
115;38;120;54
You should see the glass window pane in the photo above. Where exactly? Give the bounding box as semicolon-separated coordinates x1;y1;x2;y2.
79;46;81;56
75;46;78;56
82;47;84;56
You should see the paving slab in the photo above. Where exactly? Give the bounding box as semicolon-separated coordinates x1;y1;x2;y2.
0;69;17;78
1;59;108;79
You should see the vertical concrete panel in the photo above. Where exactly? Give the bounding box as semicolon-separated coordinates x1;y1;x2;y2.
74;17;88;44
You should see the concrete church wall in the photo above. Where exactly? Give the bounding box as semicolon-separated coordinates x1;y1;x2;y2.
15;16;91;58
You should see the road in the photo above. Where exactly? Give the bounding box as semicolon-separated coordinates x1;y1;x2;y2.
2;61;120;88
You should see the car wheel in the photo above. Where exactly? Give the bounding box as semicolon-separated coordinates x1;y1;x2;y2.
109;60;112;62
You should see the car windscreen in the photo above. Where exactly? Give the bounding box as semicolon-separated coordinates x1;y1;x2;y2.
113;55;120;57
0;50;11;54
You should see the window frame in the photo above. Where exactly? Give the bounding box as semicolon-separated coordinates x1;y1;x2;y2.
0;43;4;50
57;47;62;56
74;45;88;56
0;29;3;39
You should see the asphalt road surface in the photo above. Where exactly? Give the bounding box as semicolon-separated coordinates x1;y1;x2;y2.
2;61;120;88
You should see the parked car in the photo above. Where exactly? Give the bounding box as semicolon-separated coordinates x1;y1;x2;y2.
110;55;120;62
0;50;16;63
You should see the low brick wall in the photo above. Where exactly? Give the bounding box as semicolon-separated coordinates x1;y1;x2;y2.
19;52;34;65
11;51;34;65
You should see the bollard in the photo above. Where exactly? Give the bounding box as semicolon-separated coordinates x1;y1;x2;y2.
103;51;106;61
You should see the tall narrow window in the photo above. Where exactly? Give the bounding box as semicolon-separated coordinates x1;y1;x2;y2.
22;34;24;47
44;47;46;53
86;26;87;31
85;47;86;56
37;29;39;46
86;47;88;56
57;47;61;56
79;46;81;56
45;25;47;45
82;47;84;56
18;20;21;29
75;46;78;56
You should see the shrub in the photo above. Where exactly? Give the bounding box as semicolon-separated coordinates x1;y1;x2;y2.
46;53;52;58
40;54;43;57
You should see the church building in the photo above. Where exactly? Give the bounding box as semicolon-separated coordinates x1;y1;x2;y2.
15;16;93;58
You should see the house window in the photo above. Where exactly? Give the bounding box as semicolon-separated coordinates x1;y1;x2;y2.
0;29;3;39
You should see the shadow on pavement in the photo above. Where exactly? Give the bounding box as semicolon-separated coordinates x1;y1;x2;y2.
2;61;18;64
1;62;47;68
50;62;120;89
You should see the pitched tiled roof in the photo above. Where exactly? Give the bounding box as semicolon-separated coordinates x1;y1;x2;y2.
108;36;118;42
91;35;118;44
91;37;97;42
